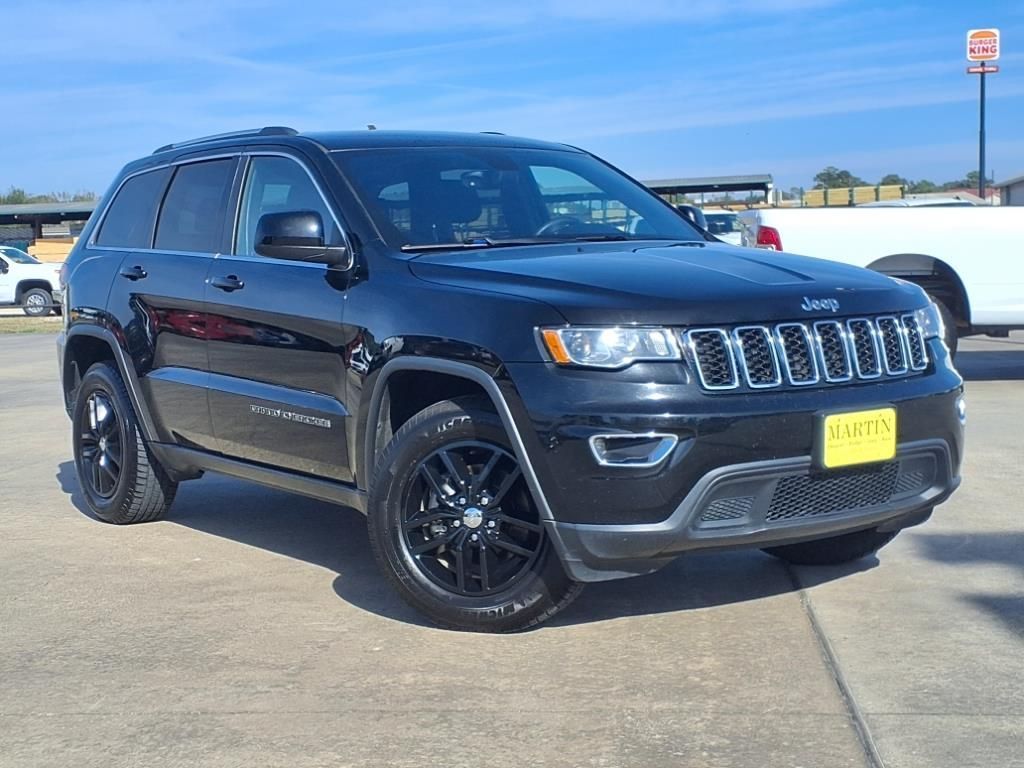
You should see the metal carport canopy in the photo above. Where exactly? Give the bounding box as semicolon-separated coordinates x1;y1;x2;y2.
642;174;773;196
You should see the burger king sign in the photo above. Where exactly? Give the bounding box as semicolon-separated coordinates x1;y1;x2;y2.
967;29;1000;62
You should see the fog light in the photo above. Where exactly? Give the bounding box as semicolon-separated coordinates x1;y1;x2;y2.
956;395;967;425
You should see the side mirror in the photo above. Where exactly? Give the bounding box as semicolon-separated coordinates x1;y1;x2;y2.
675;204;707;230
254;211;350;267
0;260;8;274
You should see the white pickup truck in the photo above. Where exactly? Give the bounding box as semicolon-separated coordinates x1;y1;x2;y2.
0;246;63;316
736;206;1024;354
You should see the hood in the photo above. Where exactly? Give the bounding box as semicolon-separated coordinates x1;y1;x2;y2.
409;242;926;325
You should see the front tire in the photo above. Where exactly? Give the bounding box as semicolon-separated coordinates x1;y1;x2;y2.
22;287;53;317
72;362;177;524
367;397;583;632
762;527;897;566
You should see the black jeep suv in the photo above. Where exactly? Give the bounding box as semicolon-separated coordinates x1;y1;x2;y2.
58;128;964;631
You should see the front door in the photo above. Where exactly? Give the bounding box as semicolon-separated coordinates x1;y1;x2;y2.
205;152;355;481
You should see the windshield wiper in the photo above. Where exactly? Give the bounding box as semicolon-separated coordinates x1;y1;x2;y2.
400;237;562;253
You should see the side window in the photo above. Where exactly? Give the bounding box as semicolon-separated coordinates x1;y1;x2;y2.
95;168;170;248
154;159;235;253
235;156;340;256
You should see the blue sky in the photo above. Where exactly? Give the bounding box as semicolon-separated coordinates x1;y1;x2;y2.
4;0;1023;194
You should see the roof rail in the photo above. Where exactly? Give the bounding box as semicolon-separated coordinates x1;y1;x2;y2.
479;131;506;135
153;126;299;154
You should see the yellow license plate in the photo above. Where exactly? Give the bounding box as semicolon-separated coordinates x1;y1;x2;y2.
821;407;897;469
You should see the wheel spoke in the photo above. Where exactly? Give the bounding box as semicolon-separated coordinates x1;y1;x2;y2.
453;538;468;591
489;466;522;507
497;514;541;533
439;449;472;492
403;510;459;531
409;527;458;555
473;451;501;496
91;458;104;494
98;456;118;483
418;463;452;504
478;539;490;592
490;535;534;559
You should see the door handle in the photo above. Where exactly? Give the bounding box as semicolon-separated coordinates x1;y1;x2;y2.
119;265;147;281
210;275;245;292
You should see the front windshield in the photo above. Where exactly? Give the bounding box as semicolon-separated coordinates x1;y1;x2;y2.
332;146;702;249
704;213;739;235
0;247;39;264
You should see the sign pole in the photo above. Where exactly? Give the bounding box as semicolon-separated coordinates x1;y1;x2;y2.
966;28;1000;200
979;68;986;199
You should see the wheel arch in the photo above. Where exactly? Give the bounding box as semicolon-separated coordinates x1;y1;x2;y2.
362;357;557;527
865;254;971;330
62;325;159;441
15;279;54;303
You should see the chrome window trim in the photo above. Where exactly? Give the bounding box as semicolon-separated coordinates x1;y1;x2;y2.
684;329;739;391
846;318;882;379
587;432;679;469
774;322;820;386
230;151;354;270
875;316;909;375
812;320;854;383
731;325;781;388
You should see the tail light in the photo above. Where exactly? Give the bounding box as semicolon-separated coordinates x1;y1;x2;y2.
755;225;783;251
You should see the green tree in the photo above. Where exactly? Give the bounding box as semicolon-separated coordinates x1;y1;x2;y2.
879;174;908;187
813;167;867;189
907;179;939;194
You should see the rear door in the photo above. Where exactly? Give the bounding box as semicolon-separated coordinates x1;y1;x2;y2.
205;151;355;481
102;157;237;450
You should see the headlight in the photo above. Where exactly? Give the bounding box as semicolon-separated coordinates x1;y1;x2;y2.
914;302;944;341
540;327;681;368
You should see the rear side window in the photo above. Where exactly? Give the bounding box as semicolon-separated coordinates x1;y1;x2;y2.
95;168;170;248
155;159;236;253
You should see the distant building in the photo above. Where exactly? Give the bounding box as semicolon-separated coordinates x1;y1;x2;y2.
995;174;1024;206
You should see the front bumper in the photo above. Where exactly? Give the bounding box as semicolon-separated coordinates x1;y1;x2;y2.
550;439;956;581
501;338;964;580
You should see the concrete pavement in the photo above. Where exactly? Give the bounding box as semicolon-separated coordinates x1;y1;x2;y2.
0;333;1021;767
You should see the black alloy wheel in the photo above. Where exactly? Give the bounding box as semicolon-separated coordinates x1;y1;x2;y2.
79;391;124;499
401;440;543;596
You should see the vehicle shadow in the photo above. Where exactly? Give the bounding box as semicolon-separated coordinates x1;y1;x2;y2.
913;531;1024;640
56;461;871;630
957;335;1024;382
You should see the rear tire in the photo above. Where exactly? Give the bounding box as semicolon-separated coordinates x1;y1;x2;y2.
762;528;897;566
367;397;583;632
22;287;52;317
72;362;177;524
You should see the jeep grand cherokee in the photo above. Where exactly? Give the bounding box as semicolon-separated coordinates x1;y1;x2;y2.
58;128;964;631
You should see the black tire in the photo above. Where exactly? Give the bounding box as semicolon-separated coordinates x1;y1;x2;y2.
72;362;177;524
21;287;52;317
762;528;897;566
367;397;583;632
929;295;958;357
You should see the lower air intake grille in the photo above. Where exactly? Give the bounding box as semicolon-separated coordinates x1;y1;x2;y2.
766;463;900;522
700;496;754;522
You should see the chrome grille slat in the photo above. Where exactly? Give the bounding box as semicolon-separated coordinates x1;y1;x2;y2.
901;313;929;370
846;318;882;379
732;326;781;388
775;323;820;385
813;320;853;382
687;315;928;392
685;329;738;390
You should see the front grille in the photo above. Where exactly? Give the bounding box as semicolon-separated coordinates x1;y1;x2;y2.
686;314;928;392
766;463;900;522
